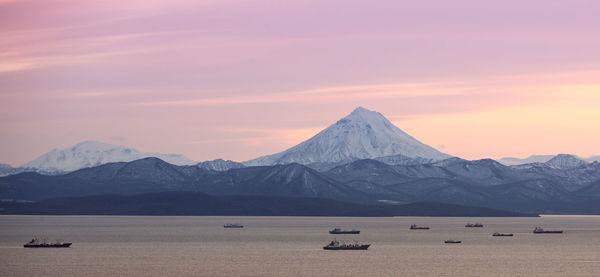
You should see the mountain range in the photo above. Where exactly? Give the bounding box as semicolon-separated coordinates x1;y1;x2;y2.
0;141;197;176
1;155;599;213
1;107;599;214
3;107;597;175
499;154;600;166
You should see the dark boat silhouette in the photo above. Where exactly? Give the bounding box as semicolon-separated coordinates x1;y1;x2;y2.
323;239;370;250
329;227;360;234
444;240;461;244
465;223;483;227
533;227;563;234
23;238;71;248
410;224;430;230
492;232;514;237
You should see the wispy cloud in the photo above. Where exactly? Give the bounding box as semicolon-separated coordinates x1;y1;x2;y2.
190;126;324;147
138;82;472;106
1;0;600;165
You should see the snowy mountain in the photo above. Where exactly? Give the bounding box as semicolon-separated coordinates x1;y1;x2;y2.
374;154;433;166
244;107;452;166
4;156;600;213
0;163;20;177
197;159;246;171
498;155;555;166
499;154;599;166
22;141;197;174
543;154;588;169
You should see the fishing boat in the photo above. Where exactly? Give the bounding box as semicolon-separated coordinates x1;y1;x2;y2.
323;239;370;250
329;227;360;234
410;224;430;230
23;238;71;248
444;240;461;244
492;232;514;237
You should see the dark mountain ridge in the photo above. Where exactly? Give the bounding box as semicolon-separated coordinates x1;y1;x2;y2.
1;157;599;214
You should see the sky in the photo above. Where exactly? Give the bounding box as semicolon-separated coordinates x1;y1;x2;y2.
1;0;599;166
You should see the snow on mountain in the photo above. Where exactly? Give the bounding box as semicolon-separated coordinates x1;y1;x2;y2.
499;154;600;166
244;107;452;166
22;141;197;174
543;154;588;169
0;163;20;177
197;159;246;171
374;154;432;166
0;163;13;172
498;155;555;166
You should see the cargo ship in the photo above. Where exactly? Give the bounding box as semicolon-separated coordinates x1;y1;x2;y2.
329;227;360;234
23;238;71;248
323;239;370;250
410;224;430;230
533;227;563;234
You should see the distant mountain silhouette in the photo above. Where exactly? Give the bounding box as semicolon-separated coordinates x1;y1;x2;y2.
2;156;600;213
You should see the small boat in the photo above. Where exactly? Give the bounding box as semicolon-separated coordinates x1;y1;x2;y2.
224;223;244;228
323;239;370;250
533;227;563;234
444;240;461;244
492;232;514;237
24;238;71;248
410;224;430;230
465;223;484;228
329;227;360;234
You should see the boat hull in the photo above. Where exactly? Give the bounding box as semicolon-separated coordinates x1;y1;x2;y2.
323;245;370;250
444;240;461;244
329;231;360;234
493;234;514;236
533;231;563;234
24;243;71;248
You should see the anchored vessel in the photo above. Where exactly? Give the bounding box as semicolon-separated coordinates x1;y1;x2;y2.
329;227;360;234
465;223;484;228
444;240;461;244
492;232;514;237
224;223;244;228
533;227;563;234
410;224;430;230
23;238;71;248
323;239;370;250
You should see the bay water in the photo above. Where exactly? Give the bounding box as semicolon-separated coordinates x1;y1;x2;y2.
1;215;599;276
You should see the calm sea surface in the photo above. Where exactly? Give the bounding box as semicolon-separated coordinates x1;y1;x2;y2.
0;215;599;276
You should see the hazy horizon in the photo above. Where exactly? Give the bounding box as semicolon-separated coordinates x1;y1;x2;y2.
1;0;599;165
2;107;599;167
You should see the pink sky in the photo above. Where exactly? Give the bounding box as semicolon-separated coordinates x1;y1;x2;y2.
1;0;600;166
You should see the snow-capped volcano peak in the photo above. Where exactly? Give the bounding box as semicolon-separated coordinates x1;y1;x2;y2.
22;141;197;174
244;107;452;166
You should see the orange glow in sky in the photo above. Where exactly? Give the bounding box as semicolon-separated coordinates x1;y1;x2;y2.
1;0;599;165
